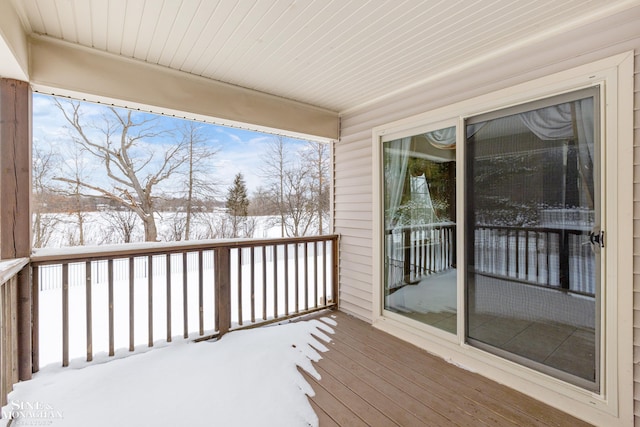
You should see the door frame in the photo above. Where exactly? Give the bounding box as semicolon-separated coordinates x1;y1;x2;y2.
371;51;634;426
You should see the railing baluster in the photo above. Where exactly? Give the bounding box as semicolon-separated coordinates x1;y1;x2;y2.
238;248;243;326
441;227;446;271
515;230;519;278
313;242;318;308
198;251;204;336
262;246;267;321
108;259;114;356
273;245;278;318
284;244;289;316
166;254;172;343
524;231;529;280
85;261;92;362
182;252;188;339
322;240;327;306
62;263;69;367
304;243;308;311
1;280;5;403
430;230;434;273
546;232;551;286
418;229;423;276
294;243;299;313
147;256;153;348
250;247;255;323
129;257;134;351
31;266;39;372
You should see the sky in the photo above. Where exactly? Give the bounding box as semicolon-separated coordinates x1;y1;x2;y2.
0;316;336;427
32;93;311;195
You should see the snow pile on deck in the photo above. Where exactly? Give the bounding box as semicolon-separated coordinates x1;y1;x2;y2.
1;317;336;427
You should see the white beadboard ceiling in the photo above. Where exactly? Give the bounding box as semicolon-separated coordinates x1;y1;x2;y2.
9;0;640;113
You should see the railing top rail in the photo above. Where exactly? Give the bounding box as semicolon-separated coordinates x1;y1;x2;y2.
31;234;339;265
0;258;29;284
474;224;591;233
385;222;456;234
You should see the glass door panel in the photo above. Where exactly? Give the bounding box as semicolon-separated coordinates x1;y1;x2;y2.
383;126;457;333
465;88;600;390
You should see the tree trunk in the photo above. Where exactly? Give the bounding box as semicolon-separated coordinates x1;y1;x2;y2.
143;214;159;242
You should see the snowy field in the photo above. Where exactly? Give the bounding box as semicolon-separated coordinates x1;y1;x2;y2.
1;315;337;427
35;211;286;248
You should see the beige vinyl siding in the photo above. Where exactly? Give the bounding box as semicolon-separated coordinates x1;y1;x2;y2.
334;127;374;321
334;5;640;424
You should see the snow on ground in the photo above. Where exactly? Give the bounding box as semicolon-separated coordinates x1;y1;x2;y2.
0;316;337;427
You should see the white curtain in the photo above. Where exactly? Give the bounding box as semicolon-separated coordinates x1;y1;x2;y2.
423;126;456;148
519;98;594;204
384;137;411;230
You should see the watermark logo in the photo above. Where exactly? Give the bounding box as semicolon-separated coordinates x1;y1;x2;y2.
1;400;63;426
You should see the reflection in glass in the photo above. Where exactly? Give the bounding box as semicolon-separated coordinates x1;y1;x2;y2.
383;127;457;333
465;90;599;390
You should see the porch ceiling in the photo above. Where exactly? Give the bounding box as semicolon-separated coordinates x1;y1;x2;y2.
8;0;639;115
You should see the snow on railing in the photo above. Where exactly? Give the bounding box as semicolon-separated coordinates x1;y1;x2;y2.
31;235;339;368
0;258;29;405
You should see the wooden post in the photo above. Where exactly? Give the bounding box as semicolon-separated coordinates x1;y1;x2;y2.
0;78;32;379
215;248;231;337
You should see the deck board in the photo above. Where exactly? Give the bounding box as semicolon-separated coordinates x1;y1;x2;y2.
307;310;592;427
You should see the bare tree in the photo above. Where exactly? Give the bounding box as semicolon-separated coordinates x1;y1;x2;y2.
161;212;187;242
196;213;233;239
58;143;90;245
282;167;315;237
53;99;188;242
179;121;220;240
102;209;140;243
32;147;62;248
249;186;276;216
260;136;288;237
302;141;331;234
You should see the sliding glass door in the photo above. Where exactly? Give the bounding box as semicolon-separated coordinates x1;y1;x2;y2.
465;87;600;390
380;87;602;391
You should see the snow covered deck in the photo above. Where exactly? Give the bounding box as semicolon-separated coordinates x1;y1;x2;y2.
1;308;590;426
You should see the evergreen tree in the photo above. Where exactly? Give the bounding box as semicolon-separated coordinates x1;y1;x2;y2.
226;173;249;237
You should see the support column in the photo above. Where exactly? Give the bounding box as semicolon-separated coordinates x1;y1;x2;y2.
0;78;32;379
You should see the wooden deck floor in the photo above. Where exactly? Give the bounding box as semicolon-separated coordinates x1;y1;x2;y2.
304;310;592;427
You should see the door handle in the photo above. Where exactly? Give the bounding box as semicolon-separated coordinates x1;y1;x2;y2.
588;229;604;248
